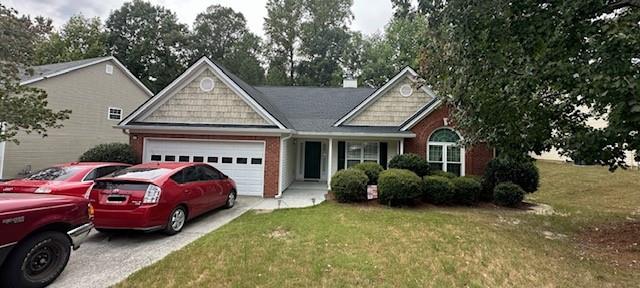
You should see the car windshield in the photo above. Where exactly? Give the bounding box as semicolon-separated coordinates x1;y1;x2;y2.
106;168;171;180
26;166;84;181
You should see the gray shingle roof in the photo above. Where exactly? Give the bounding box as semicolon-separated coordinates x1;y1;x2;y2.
19;56;111;83
256;86;407;134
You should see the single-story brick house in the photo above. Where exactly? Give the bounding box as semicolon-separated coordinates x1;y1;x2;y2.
118;56;494;197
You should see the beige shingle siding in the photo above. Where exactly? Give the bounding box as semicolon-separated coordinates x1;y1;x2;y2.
142;69;269;125
348;77;435;126
3;60;149;178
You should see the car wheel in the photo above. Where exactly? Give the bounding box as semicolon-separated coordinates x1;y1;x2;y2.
0;231;71;288
164;206;187;235
224;190;237;209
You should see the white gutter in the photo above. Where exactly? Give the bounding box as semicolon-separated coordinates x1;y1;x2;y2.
277;133;293;198
118;125;293;136
296;131;416;138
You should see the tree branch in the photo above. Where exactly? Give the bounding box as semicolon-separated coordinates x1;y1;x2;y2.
609;0;640;10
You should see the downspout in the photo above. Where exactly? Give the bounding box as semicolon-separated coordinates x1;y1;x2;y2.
0;123;6;179
277;133;293;198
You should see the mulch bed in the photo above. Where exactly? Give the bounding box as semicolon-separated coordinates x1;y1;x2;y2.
576;221;640;268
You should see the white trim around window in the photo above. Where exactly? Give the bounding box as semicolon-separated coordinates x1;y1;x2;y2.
427;128;465;176
345;141;379;168
107;107;123;121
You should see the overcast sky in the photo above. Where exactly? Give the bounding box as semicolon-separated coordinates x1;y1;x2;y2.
5;0;404;37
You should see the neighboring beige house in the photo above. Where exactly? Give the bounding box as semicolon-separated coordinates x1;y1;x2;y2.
0;56;152;179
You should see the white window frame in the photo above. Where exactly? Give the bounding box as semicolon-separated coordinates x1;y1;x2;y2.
345;141;379;168
427;129;465;176
105;64;114;75
107;107;123;121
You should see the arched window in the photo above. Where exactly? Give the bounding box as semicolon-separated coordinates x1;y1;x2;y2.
428;128;464;176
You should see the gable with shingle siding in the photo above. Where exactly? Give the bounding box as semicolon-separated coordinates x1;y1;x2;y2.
141;69;270;125
347;77;435;126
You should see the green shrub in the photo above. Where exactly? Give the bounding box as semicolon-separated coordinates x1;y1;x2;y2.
378;169;422;206
430;170;457;179
493;182;525;207
330;169;369;203
483;157;539;194
352;162;384;185
388;153;430;177
450;177;482;205
423;176;454;204
79;143;137;164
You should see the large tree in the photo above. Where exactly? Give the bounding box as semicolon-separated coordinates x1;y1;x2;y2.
191;5;264;85
297;0;353;86
420;0;640;169
34;15;108;65
264;0;304;85
0;5;70;143
106;0;191;93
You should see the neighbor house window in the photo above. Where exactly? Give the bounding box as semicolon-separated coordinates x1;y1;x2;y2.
427;128;464;176
346;142;379;168
108;107;123;120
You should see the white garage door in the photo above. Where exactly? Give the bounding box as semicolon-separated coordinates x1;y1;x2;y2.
143;139;265;197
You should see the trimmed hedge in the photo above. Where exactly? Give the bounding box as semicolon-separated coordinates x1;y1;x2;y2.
450;177;482;205
378;169;422;206
79;143;137;164
493;182;525;207
430;170;457;179
330;169;369;203
352;162;384;185
388;153;430;177
423;176;454;204
483;157;539;194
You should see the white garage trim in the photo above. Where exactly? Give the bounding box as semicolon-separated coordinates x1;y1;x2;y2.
143;138;266;197
0;141;5;179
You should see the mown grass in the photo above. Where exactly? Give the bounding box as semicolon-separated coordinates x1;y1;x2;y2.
117;161;640;288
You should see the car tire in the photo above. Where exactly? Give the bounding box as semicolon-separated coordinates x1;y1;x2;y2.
224;190;237;209
164;206;187;235
0;231;71;288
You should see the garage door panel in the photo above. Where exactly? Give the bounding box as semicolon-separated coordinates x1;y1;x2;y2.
144;139;265;197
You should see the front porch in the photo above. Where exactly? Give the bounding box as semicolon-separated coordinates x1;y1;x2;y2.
254;181;328;209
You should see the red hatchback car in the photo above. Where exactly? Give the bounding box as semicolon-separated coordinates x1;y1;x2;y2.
88;162;237;235
0;162;131;197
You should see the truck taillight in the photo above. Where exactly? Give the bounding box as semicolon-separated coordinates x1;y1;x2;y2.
143;185;162;204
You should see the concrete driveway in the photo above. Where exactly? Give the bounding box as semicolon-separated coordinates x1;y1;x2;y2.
50;196;262;288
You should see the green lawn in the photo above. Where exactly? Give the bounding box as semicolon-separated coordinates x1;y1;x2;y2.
117;161;640;288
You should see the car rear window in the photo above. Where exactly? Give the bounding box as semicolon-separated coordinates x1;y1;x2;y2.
106;168;172;180
26;167;84;181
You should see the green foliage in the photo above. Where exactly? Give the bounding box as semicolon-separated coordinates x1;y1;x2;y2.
106;0;191;93
79;143;137;164
430;170;456;179
0;5;70;144
330;169;368;203
482;157;539;194
378;169;422;206
352;162;384;185
34;15;107;64
450;177;481;205
388;153;430;177
420;0;640;170
264;0;304;85
422;175;453;205
192;5;264;85
493;182;525;207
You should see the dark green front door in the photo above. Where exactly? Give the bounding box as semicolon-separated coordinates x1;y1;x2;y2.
304;141;321;179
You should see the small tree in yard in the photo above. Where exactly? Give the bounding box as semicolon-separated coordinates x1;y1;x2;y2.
79;143;137;164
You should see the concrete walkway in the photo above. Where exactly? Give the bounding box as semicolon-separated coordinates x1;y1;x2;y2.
252;181;328;210
51;196;262;288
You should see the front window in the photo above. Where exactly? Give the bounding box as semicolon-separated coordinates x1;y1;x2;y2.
428;129;464;176
346;142;379;168
26;166;84;181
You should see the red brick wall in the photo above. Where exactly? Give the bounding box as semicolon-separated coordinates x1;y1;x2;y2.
403;105;494;176
129;132;281;198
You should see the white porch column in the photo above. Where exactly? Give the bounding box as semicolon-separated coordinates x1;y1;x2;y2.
400;139;404;154
327;138;333;190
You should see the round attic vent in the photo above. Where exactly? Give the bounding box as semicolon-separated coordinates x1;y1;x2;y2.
399;84;413;97
199;77;215;92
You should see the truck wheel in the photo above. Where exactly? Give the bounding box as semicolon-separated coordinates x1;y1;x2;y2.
0;231;71;288
164;206;187;235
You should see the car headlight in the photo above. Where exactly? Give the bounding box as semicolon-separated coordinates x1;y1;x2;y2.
35;186;52;193
143;184;162;204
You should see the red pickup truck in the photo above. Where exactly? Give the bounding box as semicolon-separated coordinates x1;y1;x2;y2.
0;193;93;288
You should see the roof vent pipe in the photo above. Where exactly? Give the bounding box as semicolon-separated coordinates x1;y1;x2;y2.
343;73;357;88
